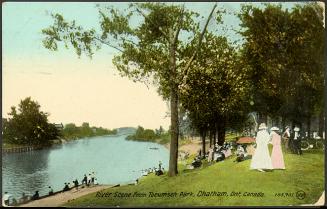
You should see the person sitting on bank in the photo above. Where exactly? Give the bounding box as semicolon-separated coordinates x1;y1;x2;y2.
2;192;11;206
63;183;70;192
74;179;79;190
19;192;29;204
12;198;18;206
94;178;99;185
31;191;39;200
48;186;54;195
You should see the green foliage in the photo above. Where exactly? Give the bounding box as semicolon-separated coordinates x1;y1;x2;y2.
238;2;324;124
2;97;59;146
61;122;117;140
180;33;251;138
126;125;169;144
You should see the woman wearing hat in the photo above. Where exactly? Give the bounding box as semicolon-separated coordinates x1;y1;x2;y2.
250;123;273;172
270;127;285;169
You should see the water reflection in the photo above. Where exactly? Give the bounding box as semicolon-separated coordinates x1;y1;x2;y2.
3;150;50;197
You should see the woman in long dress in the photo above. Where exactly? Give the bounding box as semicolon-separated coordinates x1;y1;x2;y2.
250;123;273;172
270;127;285;169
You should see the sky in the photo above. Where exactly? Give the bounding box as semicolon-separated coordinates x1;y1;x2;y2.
2;1;322;130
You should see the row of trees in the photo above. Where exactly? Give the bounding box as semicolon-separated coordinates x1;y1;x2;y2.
2;97;117;146
61;122;117;140
42;2;324;176
126;125;170;145
126;126;160;141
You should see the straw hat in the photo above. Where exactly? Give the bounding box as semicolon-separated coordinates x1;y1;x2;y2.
270;127;279;131
258;123;267;130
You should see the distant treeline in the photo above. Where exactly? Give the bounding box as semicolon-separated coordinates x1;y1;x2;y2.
62;122;117;140
126;126;170;144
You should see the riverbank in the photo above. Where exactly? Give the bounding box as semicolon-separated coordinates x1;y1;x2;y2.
19;185;111;207
65;149;324;207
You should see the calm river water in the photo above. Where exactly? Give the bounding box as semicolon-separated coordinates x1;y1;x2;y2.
2;134;169;199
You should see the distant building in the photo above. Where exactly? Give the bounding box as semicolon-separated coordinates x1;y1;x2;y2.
54;123;64;131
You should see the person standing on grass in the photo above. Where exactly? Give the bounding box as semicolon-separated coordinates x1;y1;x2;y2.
270;127;285;169
87;174;91;186
292;126;302;155
91;172;96;185
282;126;291;150
250;123;273;172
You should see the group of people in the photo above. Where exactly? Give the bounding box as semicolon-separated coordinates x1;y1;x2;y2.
81;172;98;187
250;123;287;172
282;126;303;155
141;161;165;176
2;171;99;206
2;190;39;206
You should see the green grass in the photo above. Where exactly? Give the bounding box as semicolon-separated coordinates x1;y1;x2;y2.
65;149;324;207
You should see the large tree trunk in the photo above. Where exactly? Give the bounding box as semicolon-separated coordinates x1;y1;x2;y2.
281;117;285;131
201;130;206;158
209;129;213;147
319;110;324;138
168;30;179;177
217;120;226;145
258;112;268;124
168;83;179;177
214;122;218;148
306;116;311;139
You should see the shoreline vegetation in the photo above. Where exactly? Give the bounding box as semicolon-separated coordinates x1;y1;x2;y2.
2;97;116;152
125;126;171;145
60;122;117;141
3;122;117;152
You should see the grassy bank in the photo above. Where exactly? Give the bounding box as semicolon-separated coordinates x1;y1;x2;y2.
65;149;324;207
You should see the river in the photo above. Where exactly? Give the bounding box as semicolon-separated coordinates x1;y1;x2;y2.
2;134;169;199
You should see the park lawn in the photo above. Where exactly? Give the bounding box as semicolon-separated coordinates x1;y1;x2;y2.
65;149;324;207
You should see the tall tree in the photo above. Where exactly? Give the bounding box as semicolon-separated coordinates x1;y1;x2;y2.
238;2;324;128
3;97;59;145
42;3;219;176
180;33;251;145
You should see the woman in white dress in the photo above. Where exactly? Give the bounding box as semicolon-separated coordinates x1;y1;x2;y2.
250;123;273;172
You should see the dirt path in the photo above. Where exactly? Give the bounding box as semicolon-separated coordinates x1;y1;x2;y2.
19;185;110;207
165;138;209;155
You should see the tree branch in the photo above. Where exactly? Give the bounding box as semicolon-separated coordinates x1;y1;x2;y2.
94;37;124;53
179;3;217;86
174;6;185;44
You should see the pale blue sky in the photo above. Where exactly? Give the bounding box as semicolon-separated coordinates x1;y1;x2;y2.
2;2;312;129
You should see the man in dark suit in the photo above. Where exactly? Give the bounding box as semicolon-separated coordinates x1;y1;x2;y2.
291;126;302;155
